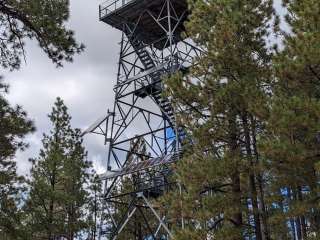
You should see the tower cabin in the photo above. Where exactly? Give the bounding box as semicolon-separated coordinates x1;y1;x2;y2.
99;0;188;49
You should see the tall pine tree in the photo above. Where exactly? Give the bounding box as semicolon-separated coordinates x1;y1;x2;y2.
260;0;320;238
164;0;275;239
25;97;91;240
86;175;102;240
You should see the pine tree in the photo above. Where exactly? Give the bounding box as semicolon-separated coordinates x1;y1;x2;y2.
86;175;102;240
0;0;84;70
0;80;34;239
259;0;320;238
62;129;91;240
164;0;275;239
25;97;91;240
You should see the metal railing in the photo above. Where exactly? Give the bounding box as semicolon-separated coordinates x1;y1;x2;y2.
99;0;134;19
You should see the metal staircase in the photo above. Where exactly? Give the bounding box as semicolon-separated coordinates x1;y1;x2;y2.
128;34;183;139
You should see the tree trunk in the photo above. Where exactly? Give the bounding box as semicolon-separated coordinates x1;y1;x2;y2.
229;111;243;237
292;188;303;240
309;167;320;232
93;190;97;240
251;117;270;240
286;188;297;240
242;114;263;240
296;217;302;240
231;172;243;227
48;169;56;240
297;186;307;239
257;175;270;240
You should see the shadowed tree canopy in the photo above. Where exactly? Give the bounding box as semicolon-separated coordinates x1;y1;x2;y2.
0;79;34;239
162;0;320;239
163;0;274;239
0;0;84;70
0;80;34;161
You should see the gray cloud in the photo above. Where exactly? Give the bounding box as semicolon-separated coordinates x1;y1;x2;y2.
6;0;121;176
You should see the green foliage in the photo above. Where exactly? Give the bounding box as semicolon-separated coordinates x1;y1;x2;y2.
0;0;84;238
0;79;35;162
24;97;92;239
0;0;84;70
259;0;320;238
163;0;320;239
0;80;34;239
0;0;319;239
165;0;274;239
86;175;103;240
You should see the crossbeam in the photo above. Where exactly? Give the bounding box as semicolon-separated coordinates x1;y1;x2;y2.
99;153;179;179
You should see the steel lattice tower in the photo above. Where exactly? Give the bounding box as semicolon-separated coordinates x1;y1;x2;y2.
83;1;201;239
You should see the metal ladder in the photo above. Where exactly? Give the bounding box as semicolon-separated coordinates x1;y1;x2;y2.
129;36;183;137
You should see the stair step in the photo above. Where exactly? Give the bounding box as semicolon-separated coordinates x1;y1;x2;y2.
153;92;162;97
161;103;170;107
151;74;161;79
162;103;171;108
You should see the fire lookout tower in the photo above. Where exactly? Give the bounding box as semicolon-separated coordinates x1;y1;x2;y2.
83;0;201;239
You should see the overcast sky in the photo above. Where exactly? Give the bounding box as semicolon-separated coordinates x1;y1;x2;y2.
4;0;286;177
6;0;122;176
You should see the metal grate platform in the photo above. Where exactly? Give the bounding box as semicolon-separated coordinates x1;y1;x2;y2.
99;0;133;18
99;153;180;179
